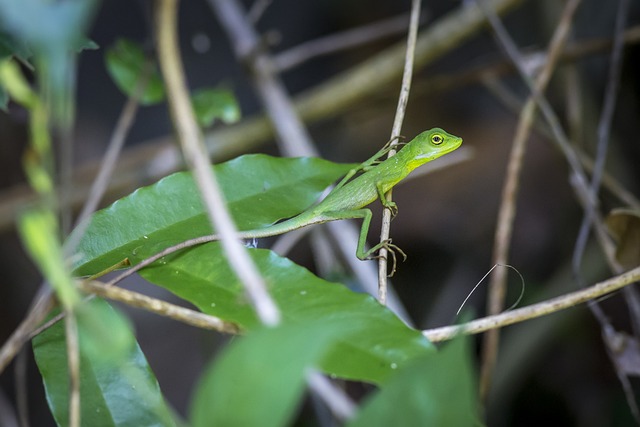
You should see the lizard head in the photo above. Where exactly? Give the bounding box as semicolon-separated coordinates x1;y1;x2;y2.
401;128;462;172
409;127;463;163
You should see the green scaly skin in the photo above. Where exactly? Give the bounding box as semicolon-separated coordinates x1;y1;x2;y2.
186;127;462;267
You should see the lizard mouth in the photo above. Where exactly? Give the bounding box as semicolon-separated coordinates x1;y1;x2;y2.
415;146;457;160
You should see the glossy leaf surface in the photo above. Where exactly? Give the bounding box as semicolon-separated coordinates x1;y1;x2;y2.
72;154;356;276
140;245;433;384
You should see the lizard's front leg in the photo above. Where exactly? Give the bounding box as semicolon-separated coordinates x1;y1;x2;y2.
376;182;398;217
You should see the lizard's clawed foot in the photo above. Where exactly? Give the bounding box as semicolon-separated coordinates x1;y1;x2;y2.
384;240;407;276
378;135;406;157
385;202;398;218
382;135;399;149
366;239;407;277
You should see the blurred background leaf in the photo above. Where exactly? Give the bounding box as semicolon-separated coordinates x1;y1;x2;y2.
192;86;241;127
105;38;165;105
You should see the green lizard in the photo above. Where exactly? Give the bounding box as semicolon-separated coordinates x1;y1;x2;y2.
126;128;462;276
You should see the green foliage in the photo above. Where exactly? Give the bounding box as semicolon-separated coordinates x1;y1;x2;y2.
0;0;99;126
0;30;33;64
4;1;482;425
104;40;240;118
32;299;176;427
348;338;479;427
0;29;34;113
0;59;55;194
105;39;166;105
140;244;432;383
72;154;432;383
19;126;478;424
29;147;480;425
191;322;343;427
71;154;358;276
192;86;241;127
18;208;80;308
75;38;99;53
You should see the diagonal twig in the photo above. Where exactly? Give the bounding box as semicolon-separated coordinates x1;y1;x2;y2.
207;0;357;415
78;280;240;334
424;265;640;342
28;277;242;339
155;0;279;325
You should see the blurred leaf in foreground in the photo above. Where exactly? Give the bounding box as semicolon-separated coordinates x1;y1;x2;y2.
33;299;176;427
105;38;165;105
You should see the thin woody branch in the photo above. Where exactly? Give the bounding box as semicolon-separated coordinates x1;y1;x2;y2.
424;265;640;343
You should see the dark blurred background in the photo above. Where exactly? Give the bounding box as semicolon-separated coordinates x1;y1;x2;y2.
1;0;640;425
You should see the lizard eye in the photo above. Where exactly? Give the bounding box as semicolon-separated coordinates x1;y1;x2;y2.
431;134;443;145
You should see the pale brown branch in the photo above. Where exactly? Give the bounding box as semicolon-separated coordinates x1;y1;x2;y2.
306;370;356;421
208;0;370;412
247;0;272;23
64;311;80;427
424;265;640;342
156;0;279;325
377;0;421;304
78;281;240;334
30;279;241;341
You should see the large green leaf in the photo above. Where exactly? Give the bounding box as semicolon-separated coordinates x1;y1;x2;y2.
72;153;430;384
191;322;343;427
348;338;479;426
71;154;357;277
139;245;433;384
32;299;176;427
